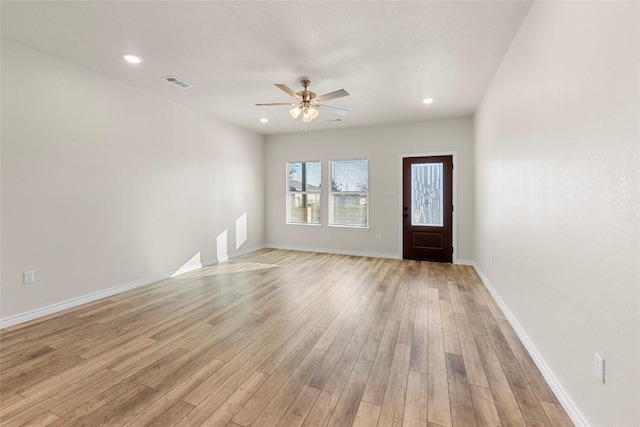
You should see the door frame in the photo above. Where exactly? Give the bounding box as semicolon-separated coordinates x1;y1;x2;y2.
398;151;459;263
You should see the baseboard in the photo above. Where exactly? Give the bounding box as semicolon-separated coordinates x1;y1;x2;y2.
0;244;267;330
232;243;266;259
265;244;474;264
472;262;588;427
0;272;173;330
264;243;402;260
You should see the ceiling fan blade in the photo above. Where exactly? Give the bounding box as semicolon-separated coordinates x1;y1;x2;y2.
275;84;301;100
313;89;349;103
255;103;298;106
319;105;349;116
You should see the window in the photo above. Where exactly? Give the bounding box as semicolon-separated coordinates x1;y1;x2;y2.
329;159;368;228
287;161;321;225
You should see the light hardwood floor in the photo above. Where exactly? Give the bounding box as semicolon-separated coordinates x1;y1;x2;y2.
0;249;573;426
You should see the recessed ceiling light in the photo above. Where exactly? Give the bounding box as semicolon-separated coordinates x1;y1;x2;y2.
123;54;143;64
423;97;435;104
260;118;269;123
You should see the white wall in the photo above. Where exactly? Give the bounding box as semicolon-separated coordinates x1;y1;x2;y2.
265;118;474;260
1;40;265;319
474;2;639;426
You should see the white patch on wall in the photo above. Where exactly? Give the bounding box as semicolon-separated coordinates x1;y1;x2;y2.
171;252;202;277
217;229;229;262
236;212;248;250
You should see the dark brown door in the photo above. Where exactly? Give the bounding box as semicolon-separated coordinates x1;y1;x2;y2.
403;156;453;262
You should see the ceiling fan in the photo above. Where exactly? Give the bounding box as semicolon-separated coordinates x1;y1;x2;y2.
256;79;349;123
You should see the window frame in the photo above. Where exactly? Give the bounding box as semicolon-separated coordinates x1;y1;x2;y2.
328;158;369;229
286;160;322;226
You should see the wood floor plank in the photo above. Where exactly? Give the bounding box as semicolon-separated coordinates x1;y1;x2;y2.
397;295;416;346
183;335;282;407
0;250;571;427
353;291;384;338
469;385;501;427
306;313;363;390
352;401;381;427
275;385;320;427
377;342;411;427
122;357;226;426
361;319;400;405
2;368;116;423
315;296;362;351
454;312;489;388
302;334;367;427
146;401;194;427
502;363;553;427
445;353;476;427
496;318;559;403
478;305;519;367
427;326;452;427
18;410;58;426
46;380;151;427
540;401;574;427
440;300;462;355
428;288;442;328
474;334;526;427
409;307;429;374
249;349;325;427
181;339;283;425
326;357;373;427
232;328;326;426
447;281;465;314
357;301;392;361
201;371;270;426
403;370;428;427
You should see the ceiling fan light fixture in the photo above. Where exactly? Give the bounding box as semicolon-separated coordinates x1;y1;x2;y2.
289;107;302;119
302;110;313;123
308;107;319;120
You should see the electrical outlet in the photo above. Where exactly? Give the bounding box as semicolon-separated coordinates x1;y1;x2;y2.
491;254;494;266
594;352;605;383
23;271;35;284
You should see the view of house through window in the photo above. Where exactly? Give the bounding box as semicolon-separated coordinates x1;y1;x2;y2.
287;161;321;224
330;159;369;228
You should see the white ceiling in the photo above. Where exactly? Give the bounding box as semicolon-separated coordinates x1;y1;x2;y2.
1;1;533;135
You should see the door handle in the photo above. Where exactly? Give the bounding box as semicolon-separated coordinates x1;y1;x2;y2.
403;213;408;218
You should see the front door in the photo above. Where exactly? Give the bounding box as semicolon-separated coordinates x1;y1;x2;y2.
402;156;453;262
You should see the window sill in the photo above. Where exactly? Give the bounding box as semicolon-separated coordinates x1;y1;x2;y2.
327;225;370;231
286;222;322;227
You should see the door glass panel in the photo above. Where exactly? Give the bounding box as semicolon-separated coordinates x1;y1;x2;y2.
411;163;443;226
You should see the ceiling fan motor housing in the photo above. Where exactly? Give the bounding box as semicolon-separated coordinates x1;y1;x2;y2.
297;80;315;105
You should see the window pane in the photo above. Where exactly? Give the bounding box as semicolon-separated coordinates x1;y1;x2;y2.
331;160;368;192
287;193;321;224
305;162;321;191
288;162;302;191
331;194;368;227
411;163;443;226
288;161;321;192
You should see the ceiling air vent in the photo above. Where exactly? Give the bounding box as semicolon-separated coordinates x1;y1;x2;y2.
326;118;343;123
162;75;193;89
